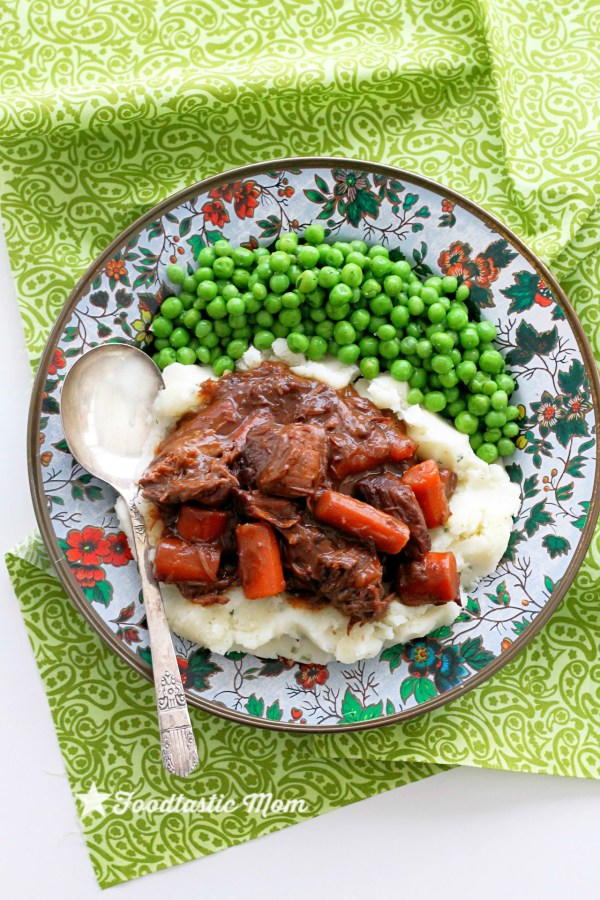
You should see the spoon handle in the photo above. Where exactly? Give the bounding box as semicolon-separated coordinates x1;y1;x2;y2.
126;497;199;778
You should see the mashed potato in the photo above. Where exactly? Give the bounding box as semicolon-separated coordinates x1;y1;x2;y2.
123;344;520;664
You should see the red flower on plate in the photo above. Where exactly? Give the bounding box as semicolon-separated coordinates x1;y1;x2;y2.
73;566;106;588
441;198;454;213
48;348;66;376
295;663;329;690
105;258;127;281
102;532;133;567
472;254;500;288
65;526;110;566
233;180;260;219
201;199;230;228
209;184;234;203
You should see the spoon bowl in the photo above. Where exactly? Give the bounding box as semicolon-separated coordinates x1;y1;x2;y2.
61;343;164;493
61;343;199;778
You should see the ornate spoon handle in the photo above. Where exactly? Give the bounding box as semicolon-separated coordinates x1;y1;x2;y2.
126;497;199;777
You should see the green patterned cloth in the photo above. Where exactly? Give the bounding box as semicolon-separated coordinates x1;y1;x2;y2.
6;546;442;888
1;0;599;884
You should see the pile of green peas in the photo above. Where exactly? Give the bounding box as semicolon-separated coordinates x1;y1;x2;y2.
149;225;519;462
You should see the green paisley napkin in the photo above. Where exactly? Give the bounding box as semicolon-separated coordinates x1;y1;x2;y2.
5;544;442;888
0;5;598;887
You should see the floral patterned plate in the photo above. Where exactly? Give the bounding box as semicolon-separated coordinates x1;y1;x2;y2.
28;158;599;732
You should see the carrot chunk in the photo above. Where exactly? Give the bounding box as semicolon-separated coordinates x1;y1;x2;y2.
236;523;286;599
401;459;450;528
387;435;418;462
314;490;410;554
154;537;221;583
397;551;459;605
177;506;229;542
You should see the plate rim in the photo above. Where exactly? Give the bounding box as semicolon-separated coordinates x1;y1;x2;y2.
27;155;600;733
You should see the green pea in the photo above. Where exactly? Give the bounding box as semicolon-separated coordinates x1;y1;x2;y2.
346;251;368;268
324;246;345;267
326;302;350;321
454;410;479;434
505;404;520;421
424;391;447;413
224;297;244;317
157;346;177;369
212;257;234;279
399;335;416;356
381;274;400;297
333;321;356;346
379;338;400;360
446;306;469;331
228;314;247;330
173;346;194;365
161;296;183;320
431;332;454;354
254;330;275;350
483;428;502;443
479;349;504;374
310;308;326;323
305;335;328;360
408;295;425;316
206;297;227;319
304;223;325;244
406;322;421;338
284;332;308;354
392;260;412;279
202;332;219;349
297;244;320;269
459;326;479;349
431;354;453;374
359;336;378;357
490;389;508;410
315;265;337;289
213;355;234;376
306;287;326;308
456;283;470;301
409;368;427;389
194;319;213;339
407;387;424;405
496;373;516;394
497;438;516;457
419;286;438;306
337;343;361;365
351;309;371;331
151;316;173;338
316;320;334;340
276;232;298;253
439;370;458;388
426;302;445;324
181;309;201;331
367;294;391;317
327;283;351;307
197;280;218;302
482;379;498;396
269;273;290;295
368;256;390;280
279;308;302;328
447;399;466;417
264;294;282;314
484;410;507;429
477;442;498;463
468;393;490;416
477;320;497;343
255;309;273;327
503;421;519;438
214;320;231;338
468;372;487;394
197;247;216;267
360;357;380;379
390;359;413;381
196;346;211;364
390;306;409;328
376;323;396;341
255;261;272;282
230;246;254;268
340;263;363;287
178;292;196;310
166;264;186;285
251;281;267;302
361;278;380;299
424;276;442;292
456;360;476;384
180;274;195;293
469;433;483;451
441;275;458;294
268;251;289;273
232;269;251;290
213;239;233;257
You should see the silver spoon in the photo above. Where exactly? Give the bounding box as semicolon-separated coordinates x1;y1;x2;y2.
61;343;199;778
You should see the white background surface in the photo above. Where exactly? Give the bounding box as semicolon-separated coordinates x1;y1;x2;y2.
0;226;598;900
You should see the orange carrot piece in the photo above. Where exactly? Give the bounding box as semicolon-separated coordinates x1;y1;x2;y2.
236;523;286;599
387;435;418;462
177;506;229;542
314;490;410;554
154;538;221;583
401;459;449;528
397;551;459;605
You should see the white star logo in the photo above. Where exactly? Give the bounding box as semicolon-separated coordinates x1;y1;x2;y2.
75;782;111;819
